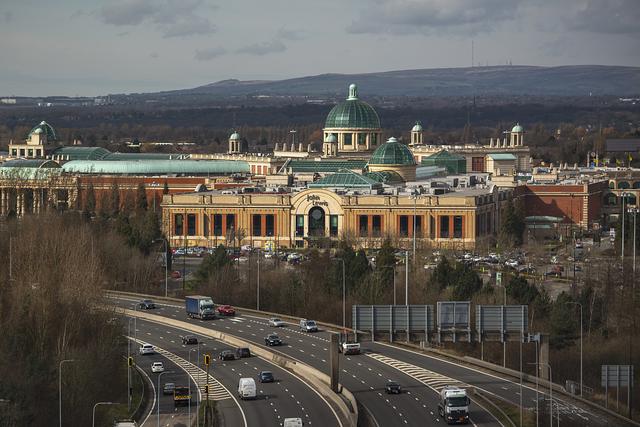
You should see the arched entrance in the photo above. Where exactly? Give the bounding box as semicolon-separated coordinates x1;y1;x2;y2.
308;206;326;236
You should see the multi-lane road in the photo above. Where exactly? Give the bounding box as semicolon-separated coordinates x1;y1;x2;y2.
111;293;632;427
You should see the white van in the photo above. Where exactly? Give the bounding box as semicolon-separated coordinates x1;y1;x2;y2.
238;377;256;400
283;418;304;427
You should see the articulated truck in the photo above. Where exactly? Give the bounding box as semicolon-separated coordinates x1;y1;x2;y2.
438;386;470;425
185;295;216;319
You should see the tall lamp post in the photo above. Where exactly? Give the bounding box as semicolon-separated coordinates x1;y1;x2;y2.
153;238;168;298
157;371;172;427
257;248;261;311
188;347;199;424
566;301;583;397
92;402;117;427
59;359;75;427
334;258;346;332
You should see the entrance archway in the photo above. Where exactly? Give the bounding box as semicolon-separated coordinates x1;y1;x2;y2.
308;206;325;236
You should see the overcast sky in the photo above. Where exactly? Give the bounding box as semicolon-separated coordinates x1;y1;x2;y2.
1;0;639;96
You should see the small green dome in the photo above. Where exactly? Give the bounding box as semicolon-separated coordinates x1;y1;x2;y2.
512;123;523;133
28;121;57;141
324;134;337;143
412;121;423;132
369;137;415;165
229;131;240;140
324;84;380;129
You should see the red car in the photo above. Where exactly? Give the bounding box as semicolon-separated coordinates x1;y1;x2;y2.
171;270;181;279
217;305;236;316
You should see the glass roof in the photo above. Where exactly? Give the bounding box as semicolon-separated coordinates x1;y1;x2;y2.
61;160;249;175
288;159;367;173
28;121;57;141
324;84;380;129
308;169;381;189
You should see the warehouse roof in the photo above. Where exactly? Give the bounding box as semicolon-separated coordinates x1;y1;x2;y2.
61;159;249;175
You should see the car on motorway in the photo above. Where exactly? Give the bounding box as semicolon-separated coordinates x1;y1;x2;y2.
338;342;361;355
138;299;156;309
258;371;274;383
282;418;304;427
264;334;282;346
299;319;318;332
219;350;235;361
217;305;236;316
114;420;138;427
269;317;285;327
236;347;251;358
173;386;191;406
139;344;155;355
181;335;198;345
151;362;165;373
385;381;402;394
163;382;175;395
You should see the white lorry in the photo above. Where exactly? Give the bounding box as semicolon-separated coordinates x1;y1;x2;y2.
438;386;470;425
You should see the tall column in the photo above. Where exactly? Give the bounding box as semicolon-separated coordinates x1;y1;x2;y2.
16;191;23;217
0;189;5;215
33;190;39;214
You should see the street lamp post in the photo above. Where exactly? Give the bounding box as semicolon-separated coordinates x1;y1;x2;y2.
157;371;172;427
257;248;260;311
153;238;168;298
92;402;117;427
59;359;75;427
566;301;583;397
334;258;346;332
188;347;199;425
412;192;418;264
405;251;409;306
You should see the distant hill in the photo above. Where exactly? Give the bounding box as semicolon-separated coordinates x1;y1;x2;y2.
158;65;640;98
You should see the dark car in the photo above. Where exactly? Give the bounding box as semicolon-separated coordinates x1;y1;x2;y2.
219;350;235;361
258;371;274;383
138;299;156;309
182;335;198;345
264;334;282;346
236;347;251;358
385;381;402;394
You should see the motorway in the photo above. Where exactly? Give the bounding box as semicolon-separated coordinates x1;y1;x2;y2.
127;316;341;427
112;295;499;426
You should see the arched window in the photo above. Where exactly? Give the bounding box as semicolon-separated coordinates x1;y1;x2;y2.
633;181;640;189
609;181;615;189
618;181;630;189
308;207;325;236
604;193;617;206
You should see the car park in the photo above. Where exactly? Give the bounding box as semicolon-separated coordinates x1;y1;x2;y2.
236;347;251;358
151;362;165;373
139;344;155;355
217;305;236;316
181;335;198;345
385;381;402;394
258;371;274;383
264;334;282;346
219;350;235;361
269;317;285;327
138;299;156;309
163;382;175;395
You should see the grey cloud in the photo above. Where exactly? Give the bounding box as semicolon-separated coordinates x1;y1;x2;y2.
194;47;227;61
276;28;307;41
347;0;523;35
99;0;216;37
150;52;159;59
2;11;12;23
568;0;640;34
236;40;286;55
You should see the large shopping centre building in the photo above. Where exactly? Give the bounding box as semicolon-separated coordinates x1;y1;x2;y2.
1;84;624;250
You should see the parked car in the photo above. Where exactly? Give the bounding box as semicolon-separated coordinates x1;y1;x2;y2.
139;344;155;355
258;371;274;383
219;350;235;361
236;347;251;358
182;335;198;345
163;382;175;395
269;318;285;327
264;334;282;346
151;362;165;373
138;299;156;309
171;270;181;279
217;305;236;316
385;381;402;394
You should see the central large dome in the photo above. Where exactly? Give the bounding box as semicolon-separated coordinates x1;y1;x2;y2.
324;84;380;129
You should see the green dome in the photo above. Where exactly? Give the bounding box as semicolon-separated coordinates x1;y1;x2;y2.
369;137;415;165
512;123;523;133
324;84;380;129
28;121;57;141
229;131;240;140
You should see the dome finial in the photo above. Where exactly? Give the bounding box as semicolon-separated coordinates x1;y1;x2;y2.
347;83;358;100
